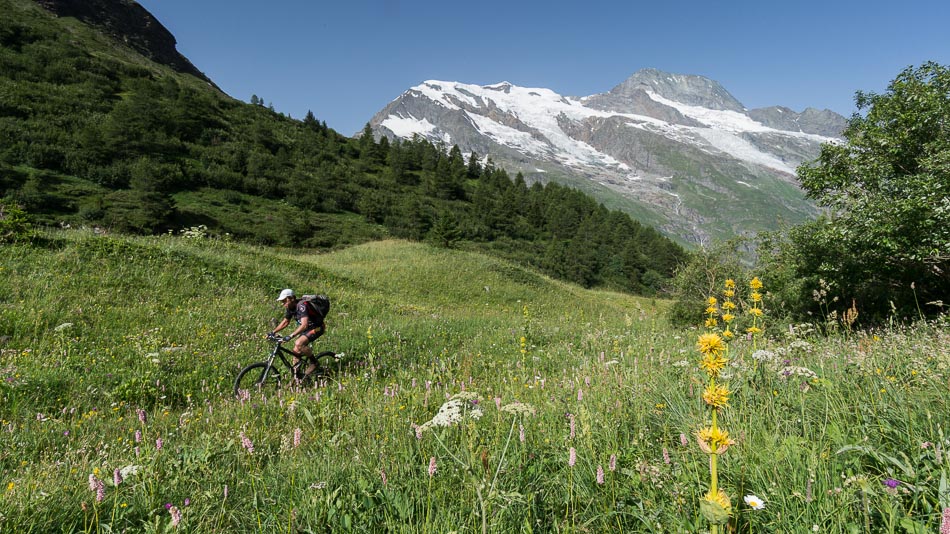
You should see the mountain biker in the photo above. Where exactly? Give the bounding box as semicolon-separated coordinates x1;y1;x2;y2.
270;289;326;378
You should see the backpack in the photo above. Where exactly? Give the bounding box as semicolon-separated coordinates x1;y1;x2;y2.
300;294;330;324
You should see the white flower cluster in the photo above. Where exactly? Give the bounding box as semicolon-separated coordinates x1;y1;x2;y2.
779;366;818;380
416;391;485;433
500;402;536;416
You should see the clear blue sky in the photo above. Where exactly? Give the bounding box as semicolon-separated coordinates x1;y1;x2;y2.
137;0;950;136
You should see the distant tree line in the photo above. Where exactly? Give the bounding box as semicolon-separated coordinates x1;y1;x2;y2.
0;9;684;294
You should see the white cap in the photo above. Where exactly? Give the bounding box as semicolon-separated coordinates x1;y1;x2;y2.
276;289;295;301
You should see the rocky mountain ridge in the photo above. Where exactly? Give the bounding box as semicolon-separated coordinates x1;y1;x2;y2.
369;70;848;245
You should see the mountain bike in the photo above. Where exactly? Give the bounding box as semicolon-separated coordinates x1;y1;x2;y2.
233;333;338;396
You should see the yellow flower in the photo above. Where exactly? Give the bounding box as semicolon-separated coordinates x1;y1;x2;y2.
722;329;734;340
702;383;731;408
746;326;762;335
723;289;735;298
707;296;718;306
750;277;763;290
751;291;762;302
749;307;763;317
704;317;719;328
705;306;719;315
696;426;735;454
721;301;736;310
725;279;736;289
700;353;729;378
696;333;726;357
722;313;735;323
6;482;13;492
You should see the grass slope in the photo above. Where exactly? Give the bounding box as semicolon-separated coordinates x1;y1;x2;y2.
0;232;948;532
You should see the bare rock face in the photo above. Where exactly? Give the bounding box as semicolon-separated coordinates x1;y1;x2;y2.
35;0;216;87
369;69;847;245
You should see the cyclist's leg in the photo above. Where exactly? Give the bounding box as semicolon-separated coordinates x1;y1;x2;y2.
296;325;325;376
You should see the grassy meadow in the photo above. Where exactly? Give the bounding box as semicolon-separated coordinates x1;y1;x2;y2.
0;230;948;533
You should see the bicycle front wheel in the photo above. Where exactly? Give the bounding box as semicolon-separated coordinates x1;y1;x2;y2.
234;362;281;397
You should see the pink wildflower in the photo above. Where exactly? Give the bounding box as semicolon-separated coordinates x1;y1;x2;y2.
95;479;105;502
135;430;142;443
239;432;254;454
519;424;525;443
293;427;302;449
494;397;501;409
137;409;147;425
380;468;388;486
680;433;689;447
567;413;575;440
662;447;671;465
113;468;122;487
940;507;950;534
169;505;182;527
596;465;605;485
428;457;437;477
88;474;98;492
155;438;163;450
609;454;617;472
577;388;583;402
568;447;576;467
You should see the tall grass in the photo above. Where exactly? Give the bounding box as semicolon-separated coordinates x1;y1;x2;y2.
0;229;947;532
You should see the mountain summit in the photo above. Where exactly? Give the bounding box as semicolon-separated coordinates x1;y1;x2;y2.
369;69;847;245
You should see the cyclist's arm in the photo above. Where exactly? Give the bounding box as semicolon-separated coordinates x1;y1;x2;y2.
272;318;290;335
287;315;309;339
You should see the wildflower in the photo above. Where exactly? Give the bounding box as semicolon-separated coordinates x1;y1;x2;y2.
428;457;437;477
700;488;732;524
746;326;762;335
721;300;736;310
184;498;190;506
137;409;147;424
662;447;671;465
155;438;163;450
568;413;576;440
113;468;122;487
95;479;105;502
882;478;899;488
749;307;763;317
169;505;182;527
750;277;763;290
53;322;74;332
239;432;254;454
702;383;731;409
568;447;576;467
135;430;142;443
609;454;617;471
705;317;719;328
88;474;98;492
751;291;763;302
519;424;525;443
501;402;536;416
696;333;726;357
700;353;729;378
723;289;735;298
743;494;765;510
680;433;689;447
707;296;718;306
940;507;950;534
721;313;735;323
722;329;734;341
577;388;583;402
596;465;605;485
725;279;736;289
696;427;735;454
380;469;387;486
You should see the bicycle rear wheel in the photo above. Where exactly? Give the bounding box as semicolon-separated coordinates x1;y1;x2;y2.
234;362;281;397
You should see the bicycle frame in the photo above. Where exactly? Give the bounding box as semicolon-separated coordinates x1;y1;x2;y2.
258;340;304;382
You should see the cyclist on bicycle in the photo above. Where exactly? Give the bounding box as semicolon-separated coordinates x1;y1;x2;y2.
270;289;326;378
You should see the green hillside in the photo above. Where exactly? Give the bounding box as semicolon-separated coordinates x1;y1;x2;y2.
0;0;685;295
1;230;948;531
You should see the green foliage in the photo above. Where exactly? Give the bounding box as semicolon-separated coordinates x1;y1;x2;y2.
794;62;950;320
669;240;750;326
0;0;686;296
0;231;948;532
0;199;31;243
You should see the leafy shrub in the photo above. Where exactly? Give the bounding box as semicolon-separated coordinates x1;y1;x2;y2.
0;200;32;243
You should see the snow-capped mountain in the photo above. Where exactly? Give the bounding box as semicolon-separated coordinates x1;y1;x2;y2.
368;69;847;245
